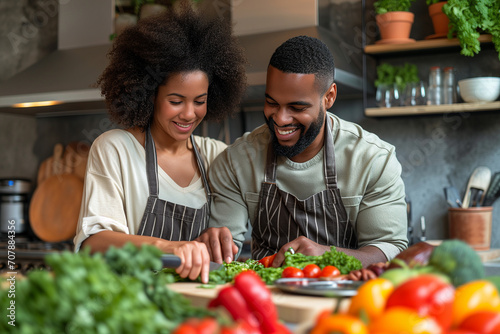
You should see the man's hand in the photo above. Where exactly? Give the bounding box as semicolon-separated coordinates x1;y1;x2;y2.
195;227;238;264
272;236;330;267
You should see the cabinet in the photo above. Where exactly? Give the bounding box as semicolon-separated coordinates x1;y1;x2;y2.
361;1;499;117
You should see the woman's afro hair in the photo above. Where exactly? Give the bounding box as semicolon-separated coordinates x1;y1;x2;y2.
97;1;247;130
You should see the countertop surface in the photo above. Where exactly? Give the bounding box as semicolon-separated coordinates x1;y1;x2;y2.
168;282;348;325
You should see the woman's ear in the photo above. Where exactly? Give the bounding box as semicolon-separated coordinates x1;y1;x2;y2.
324;83;337;110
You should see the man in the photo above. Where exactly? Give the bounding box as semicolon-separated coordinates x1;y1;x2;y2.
197;36;408;267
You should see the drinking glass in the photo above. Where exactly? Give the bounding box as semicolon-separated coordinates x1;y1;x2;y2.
404;81;427;106
376;84;391;108
390;84;402;107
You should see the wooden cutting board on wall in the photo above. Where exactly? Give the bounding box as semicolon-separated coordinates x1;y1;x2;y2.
30;141;90;242
168;283;346;324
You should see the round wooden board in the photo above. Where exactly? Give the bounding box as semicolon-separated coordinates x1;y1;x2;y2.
29;173;84;242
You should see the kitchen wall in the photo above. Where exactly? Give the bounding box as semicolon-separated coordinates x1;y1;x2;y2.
1;0;499;248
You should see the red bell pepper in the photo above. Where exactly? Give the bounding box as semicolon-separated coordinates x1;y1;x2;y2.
385;274;455;330
208;286;260;330
458;311;500;334
258;253;277;268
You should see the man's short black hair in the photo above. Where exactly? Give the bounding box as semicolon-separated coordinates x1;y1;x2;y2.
269;35;335;94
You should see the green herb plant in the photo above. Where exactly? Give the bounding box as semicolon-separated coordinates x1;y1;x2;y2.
0;243;213;333
374;0;416;14
375;63;420;90
442;0;500;59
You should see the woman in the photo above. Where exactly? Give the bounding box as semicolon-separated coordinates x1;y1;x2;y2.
73;1;246;283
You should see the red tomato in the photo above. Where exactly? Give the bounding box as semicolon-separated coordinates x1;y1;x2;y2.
258;254;277;268
446;331;478;334
385;274;455;331
303;264;321;278
196;317;219;334
282;267;304;278
319;265;340;278
172;323;198;334
459;311;500;334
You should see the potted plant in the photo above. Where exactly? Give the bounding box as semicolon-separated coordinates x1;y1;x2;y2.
374;0;416;44
443;0;500;60
426;0;449;38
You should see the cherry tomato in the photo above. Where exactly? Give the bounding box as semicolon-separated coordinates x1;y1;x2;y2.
319;265;340;278
282;267;304;278
303;264;321;278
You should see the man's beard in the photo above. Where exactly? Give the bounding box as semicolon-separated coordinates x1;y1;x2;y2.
266;108;325;159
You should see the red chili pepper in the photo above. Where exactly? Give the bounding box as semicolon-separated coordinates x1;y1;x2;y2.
258;253;277;268
234;270;291;334
208;286;260;330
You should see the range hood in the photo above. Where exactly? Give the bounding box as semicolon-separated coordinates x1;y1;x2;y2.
0;44;110;116
0;0;363;116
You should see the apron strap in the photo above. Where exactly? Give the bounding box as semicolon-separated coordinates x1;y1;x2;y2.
264;141;278;183
324;116;338;189
191;134;212;219
145;126;159;198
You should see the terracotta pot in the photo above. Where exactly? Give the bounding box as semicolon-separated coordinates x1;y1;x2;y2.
428;2;449;35
376;11;414;41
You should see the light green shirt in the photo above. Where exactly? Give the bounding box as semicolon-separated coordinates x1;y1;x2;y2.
208;113;408;260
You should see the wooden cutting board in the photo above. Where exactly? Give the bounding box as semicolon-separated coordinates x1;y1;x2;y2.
29;173;84;242
168;282;348;324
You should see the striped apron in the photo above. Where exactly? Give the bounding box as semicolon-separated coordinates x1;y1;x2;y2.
137;127;211;241
252;119;358;259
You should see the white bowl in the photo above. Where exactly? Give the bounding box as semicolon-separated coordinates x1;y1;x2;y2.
458;77;500;103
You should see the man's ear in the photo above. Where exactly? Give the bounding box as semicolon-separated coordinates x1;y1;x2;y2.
324;83;337;110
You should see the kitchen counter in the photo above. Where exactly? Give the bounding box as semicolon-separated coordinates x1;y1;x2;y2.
168;282;348;325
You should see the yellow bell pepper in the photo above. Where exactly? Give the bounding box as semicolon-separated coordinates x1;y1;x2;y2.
369;307;443;334
452;280;500;326
310;314;368;334
347;278;394;321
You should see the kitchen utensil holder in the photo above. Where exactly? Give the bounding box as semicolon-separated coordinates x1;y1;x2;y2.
448;207;493;251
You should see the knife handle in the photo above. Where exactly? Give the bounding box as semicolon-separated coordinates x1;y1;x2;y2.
161;254;182;268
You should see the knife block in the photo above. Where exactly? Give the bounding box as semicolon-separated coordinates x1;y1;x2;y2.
448;207;493;251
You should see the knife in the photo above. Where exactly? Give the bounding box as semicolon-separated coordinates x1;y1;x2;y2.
161;254;222;271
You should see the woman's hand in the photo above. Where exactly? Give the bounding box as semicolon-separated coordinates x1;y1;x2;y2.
158;240;211;284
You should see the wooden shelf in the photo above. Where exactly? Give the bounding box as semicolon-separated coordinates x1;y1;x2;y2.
365;101;500;117
364;35;493;55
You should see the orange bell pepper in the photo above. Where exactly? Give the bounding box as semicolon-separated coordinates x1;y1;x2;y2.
452;280;500;327
369;307;443;334
347;278;394;321
310;314;368;334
